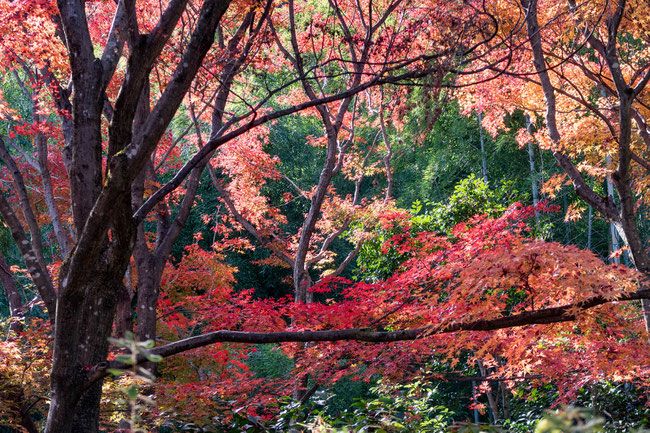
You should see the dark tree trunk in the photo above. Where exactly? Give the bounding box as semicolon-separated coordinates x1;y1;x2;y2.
114;282;134;338
135;254;165;342
47;206;136;432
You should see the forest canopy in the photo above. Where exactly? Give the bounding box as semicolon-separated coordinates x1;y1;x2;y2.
1;0;650;431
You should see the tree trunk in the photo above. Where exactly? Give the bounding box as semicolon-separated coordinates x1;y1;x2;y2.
606;155;620;264
135;255;165;342
525;115;539;223
114;281;134;338
477;360;499;423
47;276;124;432
478;112;488;184
46;192;135;432
522;0;650;327
0;251;23;335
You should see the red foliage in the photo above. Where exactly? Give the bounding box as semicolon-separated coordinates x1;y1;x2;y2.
144;205;648;422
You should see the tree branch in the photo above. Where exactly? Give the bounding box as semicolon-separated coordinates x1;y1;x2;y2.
0;192;57;318
133;57;457;223
86;287;650;387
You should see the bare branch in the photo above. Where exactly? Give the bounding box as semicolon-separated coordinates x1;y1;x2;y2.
328;238;364;278
211;172;295;267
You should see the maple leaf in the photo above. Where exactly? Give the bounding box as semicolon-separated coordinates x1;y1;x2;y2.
564;202;585;222
541;174;569;199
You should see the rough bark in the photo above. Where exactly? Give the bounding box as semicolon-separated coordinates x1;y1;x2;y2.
44;0;232;430
132;5;268;349
6;0;489;428
114;281;134;338
47;192;136;432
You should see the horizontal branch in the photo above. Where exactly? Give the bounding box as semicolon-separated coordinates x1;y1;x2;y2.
150;289;650;357
85;287;650;388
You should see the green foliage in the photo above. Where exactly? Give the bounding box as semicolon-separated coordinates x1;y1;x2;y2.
356;175;521;282
573;382;650;432
286;378;489;432
290;404;649;433
323;376;375;416
247;344;294;379
533;406;650;433
414;174;520;233
391;103;531;208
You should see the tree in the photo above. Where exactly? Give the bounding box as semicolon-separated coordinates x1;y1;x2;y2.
457;0;650;322
0;0;494;430
1;0;649;431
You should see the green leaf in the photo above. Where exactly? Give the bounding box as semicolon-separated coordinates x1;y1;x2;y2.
115;354;134;364
139;339;155;349
145;353;162;363
126;385;139;399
